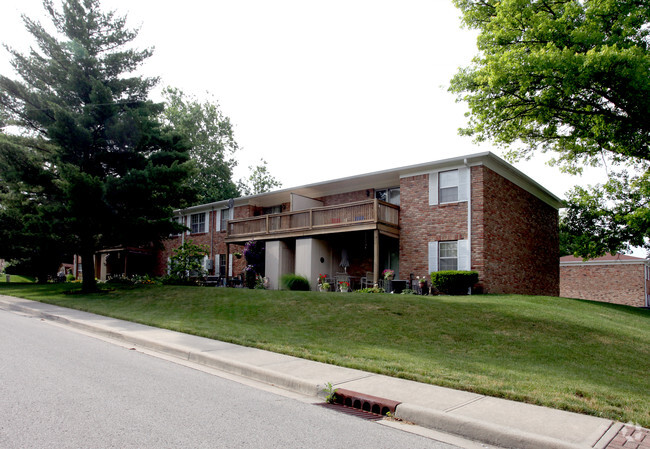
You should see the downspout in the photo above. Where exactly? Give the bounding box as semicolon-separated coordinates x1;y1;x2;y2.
643;262;650;307
210;206;214;275
464;158;472;272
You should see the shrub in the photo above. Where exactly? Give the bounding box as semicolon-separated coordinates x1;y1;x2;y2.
160;274;200;286
106;275;135;285
281;274;311;291
430;271;479;295
65;273;76;282
357;286;385;293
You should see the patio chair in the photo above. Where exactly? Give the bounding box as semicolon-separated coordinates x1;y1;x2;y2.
360;272;374;289
335;274;350;292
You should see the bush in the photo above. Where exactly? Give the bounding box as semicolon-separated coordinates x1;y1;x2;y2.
106;275;135;285
65;273;76;282
281;274;311;291
357;286;385;293
430;271;479;295
160;274;200;286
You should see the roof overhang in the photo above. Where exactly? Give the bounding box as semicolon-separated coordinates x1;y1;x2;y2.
176;151;564;213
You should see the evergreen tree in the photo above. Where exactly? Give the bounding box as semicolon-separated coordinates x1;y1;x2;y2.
0;0;194;290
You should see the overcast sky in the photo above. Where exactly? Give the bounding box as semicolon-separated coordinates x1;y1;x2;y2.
0;0;610;199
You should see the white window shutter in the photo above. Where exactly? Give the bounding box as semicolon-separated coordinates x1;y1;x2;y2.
429;172;438;206
228;254;233;277
428;241;439;273
458;239;470;271
205;212;210;232
458;167;470;202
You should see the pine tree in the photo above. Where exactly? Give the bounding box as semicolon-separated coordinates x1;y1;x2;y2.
0;0;194;290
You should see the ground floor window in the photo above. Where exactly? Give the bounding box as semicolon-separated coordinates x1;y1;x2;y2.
429;239;469;273
439;241;458;271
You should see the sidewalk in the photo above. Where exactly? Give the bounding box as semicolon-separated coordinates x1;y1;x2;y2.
0;295;643;449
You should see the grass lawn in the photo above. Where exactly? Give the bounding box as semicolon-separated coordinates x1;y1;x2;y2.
1;282;648;426
0;274;35;283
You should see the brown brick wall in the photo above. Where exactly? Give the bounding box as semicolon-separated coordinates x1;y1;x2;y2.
398;166;559;296
560;264;647;308
154;208;248;277
399;173;468;279
480;166;559;295
320;190;372;206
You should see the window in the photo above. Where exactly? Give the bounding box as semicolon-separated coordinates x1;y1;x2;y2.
190;213;205;234
439;241;458;271
375;187;400;206
429;240;469;273
263;205;282;215
439;170;459;203
429;167;469;206
218;254;227;276
220;208;231;231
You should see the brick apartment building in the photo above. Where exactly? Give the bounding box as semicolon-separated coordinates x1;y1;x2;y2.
560;254;650;308
155;152;561;295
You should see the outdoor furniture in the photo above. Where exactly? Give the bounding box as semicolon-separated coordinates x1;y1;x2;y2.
203;275;221;287
335;274;350;292
360;272;374;289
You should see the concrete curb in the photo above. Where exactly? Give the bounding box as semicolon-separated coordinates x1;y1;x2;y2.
396;403;593;449
0;296;615;449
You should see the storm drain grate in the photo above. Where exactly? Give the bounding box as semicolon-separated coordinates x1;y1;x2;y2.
332;388;401;416
316;402;385;421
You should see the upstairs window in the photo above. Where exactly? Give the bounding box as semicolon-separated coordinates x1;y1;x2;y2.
376;187;400;206
439;170;459;203
220;208;231;232
190;213;205;234
429;167;469;206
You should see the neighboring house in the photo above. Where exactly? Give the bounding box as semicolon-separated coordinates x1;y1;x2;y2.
560;254;650;308
156;151;562;295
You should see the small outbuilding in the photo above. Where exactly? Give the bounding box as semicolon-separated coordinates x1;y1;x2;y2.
560;254;650;308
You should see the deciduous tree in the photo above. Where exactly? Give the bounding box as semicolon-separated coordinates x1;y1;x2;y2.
450;0;650;256
161;87;240;204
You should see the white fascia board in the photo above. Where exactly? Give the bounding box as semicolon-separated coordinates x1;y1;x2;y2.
175;151;562;213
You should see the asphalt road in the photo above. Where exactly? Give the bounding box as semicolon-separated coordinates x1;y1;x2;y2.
0;309;461;449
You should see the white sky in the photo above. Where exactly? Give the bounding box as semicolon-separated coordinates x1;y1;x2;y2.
0;0;611;198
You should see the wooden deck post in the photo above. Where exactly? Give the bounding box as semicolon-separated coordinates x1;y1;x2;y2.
373;230;379;285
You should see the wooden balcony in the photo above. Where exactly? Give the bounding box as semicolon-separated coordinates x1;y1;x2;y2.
225;199;399;242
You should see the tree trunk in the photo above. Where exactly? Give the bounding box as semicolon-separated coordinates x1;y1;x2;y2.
81;249;97;293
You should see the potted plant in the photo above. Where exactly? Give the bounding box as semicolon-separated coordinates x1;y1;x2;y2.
338;280;350;292
382;269;395;281
320;281;330;292
418;276;428;294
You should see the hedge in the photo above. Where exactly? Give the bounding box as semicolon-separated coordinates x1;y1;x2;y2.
430;271;479;295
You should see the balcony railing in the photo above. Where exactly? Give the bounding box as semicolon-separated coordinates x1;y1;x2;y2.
226;199;399;241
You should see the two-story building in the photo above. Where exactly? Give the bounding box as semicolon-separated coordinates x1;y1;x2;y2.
156;152;562;295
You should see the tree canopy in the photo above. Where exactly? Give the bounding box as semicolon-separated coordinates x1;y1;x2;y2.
450;0;650;257
0;0;194;290
237;158;282;196
161;87;240;204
